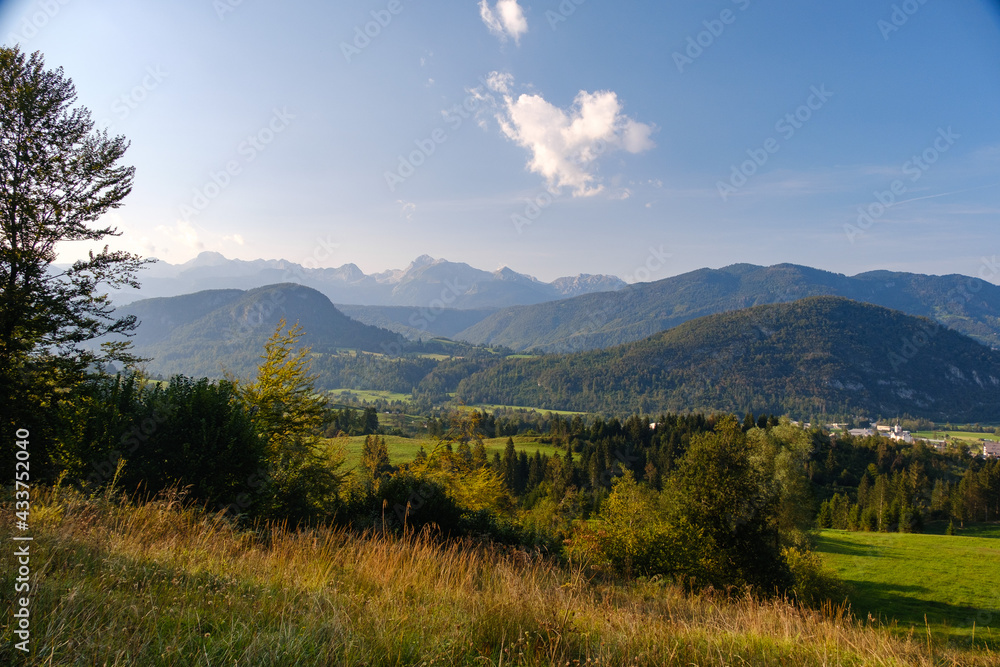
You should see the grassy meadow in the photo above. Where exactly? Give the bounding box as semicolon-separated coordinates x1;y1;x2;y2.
333;435;567;469
3;486;997;666
814;528;1000;649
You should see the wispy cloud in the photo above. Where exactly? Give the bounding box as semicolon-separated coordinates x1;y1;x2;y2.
479;0;528;45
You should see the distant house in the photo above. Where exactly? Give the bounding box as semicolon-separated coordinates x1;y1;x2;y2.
918;439;947;452
984;441;1000;459
849;428;875;438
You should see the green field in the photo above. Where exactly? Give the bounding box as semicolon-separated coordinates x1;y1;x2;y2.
331;434;567;469
326;388;412;403
815;528;1000;648
913;430;998;442
471;403;590;416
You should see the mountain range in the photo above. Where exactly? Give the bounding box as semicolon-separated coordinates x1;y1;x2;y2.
111;252;626;309
453;263;1000;352
453;296;1000;422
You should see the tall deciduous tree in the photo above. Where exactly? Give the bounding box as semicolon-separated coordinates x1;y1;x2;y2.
1;46;147;473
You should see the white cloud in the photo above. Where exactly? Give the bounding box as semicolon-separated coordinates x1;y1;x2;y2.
489;74;656;196
486;71;514;94
397;200;417;221
156;219;203;250
479;0;528;45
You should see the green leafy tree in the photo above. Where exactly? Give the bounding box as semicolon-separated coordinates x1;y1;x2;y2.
593;472;703;579
666;416;791;591
238;319;344;522
0;46;147;474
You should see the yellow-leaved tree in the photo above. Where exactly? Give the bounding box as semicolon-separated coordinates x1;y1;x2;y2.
238;319;344;522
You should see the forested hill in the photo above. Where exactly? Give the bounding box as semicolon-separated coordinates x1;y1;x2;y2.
118;284;405;378
454;296;1000;421
456;263;1000;353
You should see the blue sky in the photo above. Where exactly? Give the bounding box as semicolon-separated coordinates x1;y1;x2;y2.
2;0;1000;284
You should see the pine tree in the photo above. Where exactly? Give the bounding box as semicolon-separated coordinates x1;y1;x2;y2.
360;434;391;488
501;437;517;492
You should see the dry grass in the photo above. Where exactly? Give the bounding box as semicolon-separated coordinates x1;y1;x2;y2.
1;486;994;666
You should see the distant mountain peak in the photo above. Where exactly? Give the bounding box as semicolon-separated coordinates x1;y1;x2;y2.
185;251;229;267
410;254;438;268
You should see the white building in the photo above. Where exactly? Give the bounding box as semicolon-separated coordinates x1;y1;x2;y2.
889;424;913;444
984;441;1000;459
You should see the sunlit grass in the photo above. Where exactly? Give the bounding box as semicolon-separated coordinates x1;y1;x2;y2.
333;435;566;468
1;487;995;666
815;529;1000;649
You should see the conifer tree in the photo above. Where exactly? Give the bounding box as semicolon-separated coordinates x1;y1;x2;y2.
238;319;343;521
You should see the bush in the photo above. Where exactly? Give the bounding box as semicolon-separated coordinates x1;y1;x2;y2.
376;471;464;534
782;546;847;608
56;373;266;511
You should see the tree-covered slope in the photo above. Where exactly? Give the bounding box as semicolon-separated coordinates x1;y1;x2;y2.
336;304;497;340
456;264;1000;352
123;284;405;378
455;296;1000;421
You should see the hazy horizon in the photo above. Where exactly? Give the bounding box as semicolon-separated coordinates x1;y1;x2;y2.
3;0;999;284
